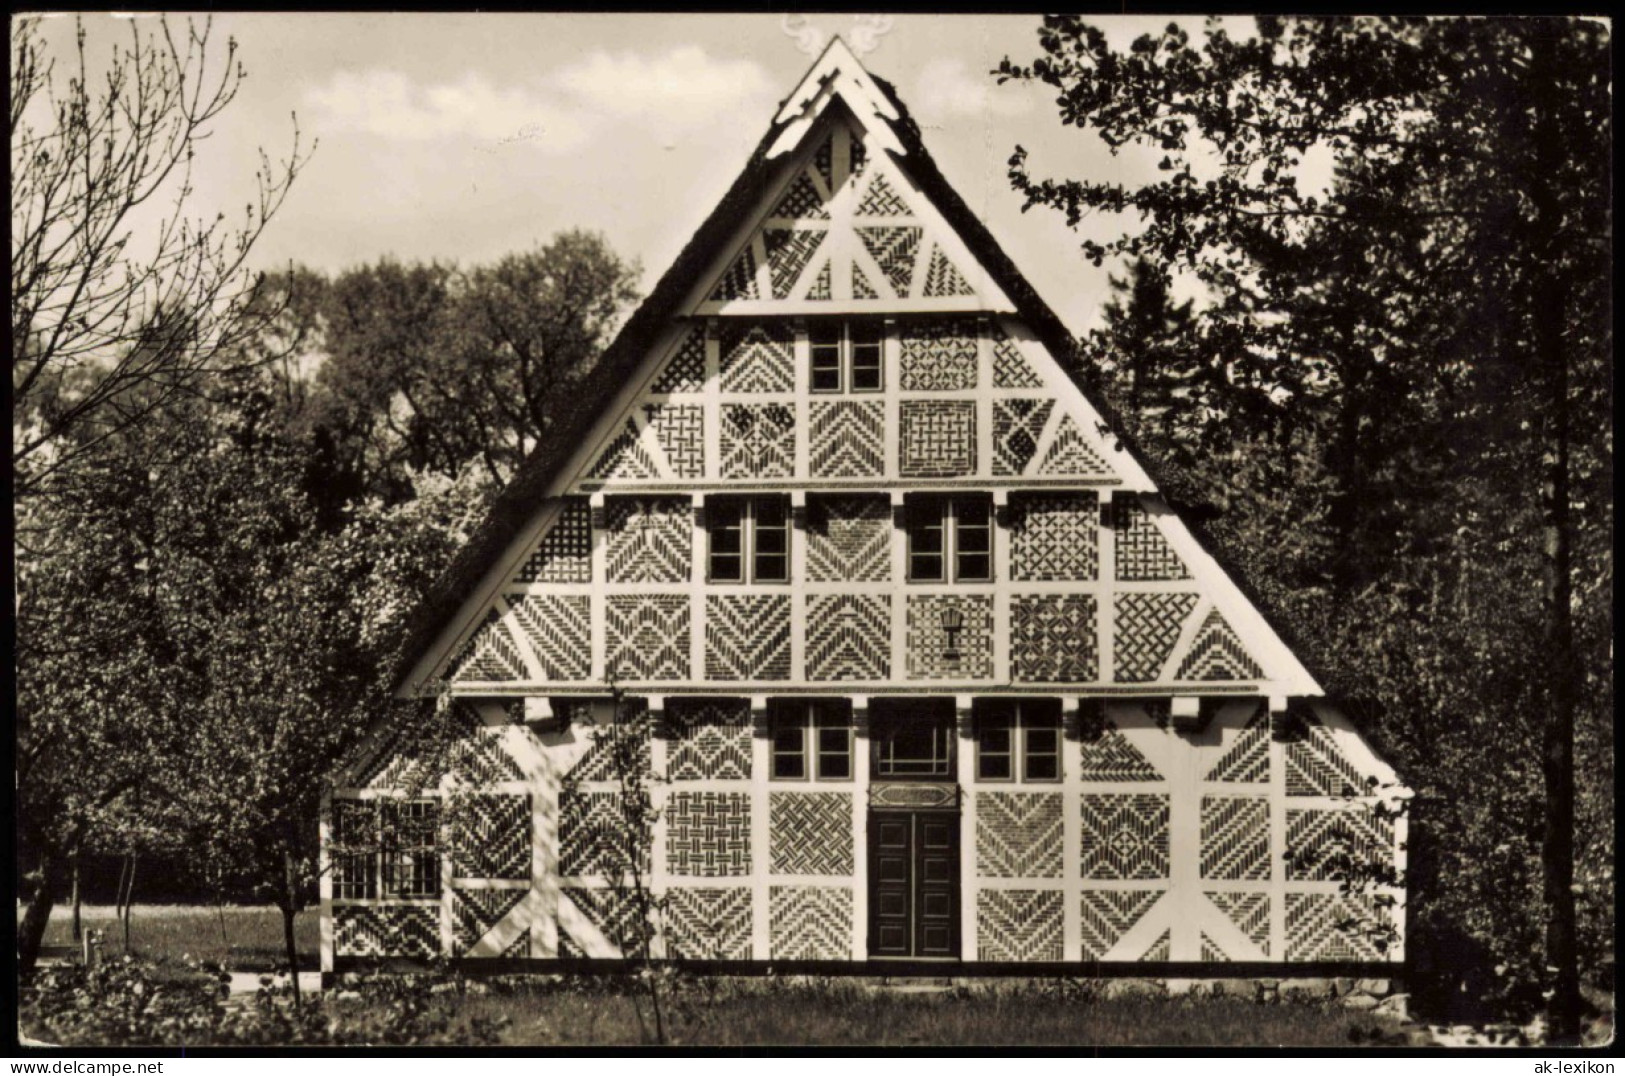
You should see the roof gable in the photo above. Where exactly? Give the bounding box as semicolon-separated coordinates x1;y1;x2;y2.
389;38;1325;702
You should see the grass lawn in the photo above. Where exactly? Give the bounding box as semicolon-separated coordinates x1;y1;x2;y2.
30;906;1404;1046
39;904;322;972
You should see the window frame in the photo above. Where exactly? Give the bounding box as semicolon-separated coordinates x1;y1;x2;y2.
906;495;995;584
808;322;885;395
332;798;442;901
707;495;792;584
870;703;957;781
770;699;854;782
976;699;1063;783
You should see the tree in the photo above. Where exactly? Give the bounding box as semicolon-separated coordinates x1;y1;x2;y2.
10;14;310;502
1001;17;1610;1039
299;233;641;500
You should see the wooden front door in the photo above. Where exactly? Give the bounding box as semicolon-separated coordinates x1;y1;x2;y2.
868;809;960;959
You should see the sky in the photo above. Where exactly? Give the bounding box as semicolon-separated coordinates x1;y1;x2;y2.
21;12;1203;336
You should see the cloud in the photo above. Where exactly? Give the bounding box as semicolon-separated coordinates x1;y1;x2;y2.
914;57;1034;121
302;45;773;152
551;45;774;126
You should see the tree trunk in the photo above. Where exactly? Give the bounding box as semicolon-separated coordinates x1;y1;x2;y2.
1528;30;1582;1047
70;849;81;944
1538;308;1580;1044
16;852;59;977
122;854;138;952
282;850;303;1006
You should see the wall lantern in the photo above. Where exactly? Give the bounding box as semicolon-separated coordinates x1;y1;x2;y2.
940;606;965;662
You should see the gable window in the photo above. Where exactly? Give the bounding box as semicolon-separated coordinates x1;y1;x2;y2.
332;799;441;900
906;495;993;583
771;699;853;780
810;322;884;393
976;699;1062;782
708;496;790;583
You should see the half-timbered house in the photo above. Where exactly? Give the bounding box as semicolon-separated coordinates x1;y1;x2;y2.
321;37;1408;977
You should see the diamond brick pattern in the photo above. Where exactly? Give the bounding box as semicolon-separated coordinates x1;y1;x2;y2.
559;790;649;877
769;886;852;960
559;887;645;958
1285;892;1383;961
992;325;1045;388
604;497;691;583
1113;592;1199;682
899;400;976;477
507;594;591;680
1079;890;1161;960
451;794;530;880
719;323;794;392
720;403;795;478
706;594;791;680
1286;806;1395;882
1079;794;1170;880
805;496;891;582
1206;705;1270;783
710;246;759;301
666;792;751;877
900;321;978;391
452;887;526;956
335;905;439;959
665;698;752;780
644;403;704;479
1176;609;1264;681
513;500;591;583
764;228;826;299
805;593;890;681
810;400;884;478
906;595;994;679
1036;413;1113;477
447;609;529;683
1286;719;1370;798
813;134;833;191
923;245;974;297
977;791;1063;878
856;172;909;216
651;329;706;394
605;594;690;681
1208;891;1271;957
1010;594;1098;682
772;170;829;220
1077;721;1164;782
977;890;1063;961
992;398;1053;476
849;137;867;180
770;792;854;875
1199;796;1270;881
664;887;753;960
857;225;922;297
1114;500;1192;581
1010;494;1098;581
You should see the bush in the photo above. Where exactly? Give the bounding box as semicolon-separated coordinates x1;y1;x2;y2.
20;956;507;1046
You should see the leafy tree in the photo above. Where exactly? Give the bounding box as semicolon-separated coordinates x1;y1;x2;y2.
1002;16;1610;1038
1087;257;1201;441
10;14;309;501
294;232;641;502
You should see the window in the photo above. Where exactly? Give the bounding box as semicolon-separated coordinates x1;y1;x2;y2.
906;496;993;582
976;699;1062;782
331;799;441;900
708;496;790;583
771;700;853;780
871;700;956;780
810;322;884;393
